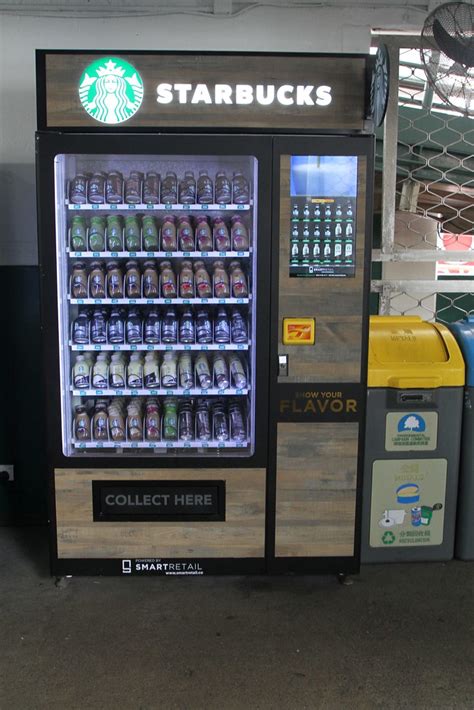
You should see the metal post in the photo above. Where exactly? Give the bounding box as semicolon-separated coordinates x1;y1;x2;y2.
381;43;400;255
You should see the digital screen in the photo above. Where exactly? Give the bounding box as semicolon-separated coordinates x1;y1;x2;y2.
289;155;358;279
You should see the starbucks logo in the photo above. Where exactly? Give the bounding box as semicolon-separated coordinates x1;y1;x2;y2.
79;57;144;125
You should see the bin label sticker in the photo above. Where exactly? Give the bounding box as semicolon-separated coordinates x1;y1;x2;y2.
369;458;447;548
385;411;438;451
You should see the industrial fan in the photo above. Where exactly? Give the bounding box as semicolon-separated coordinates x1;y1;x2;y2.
420;1;474;117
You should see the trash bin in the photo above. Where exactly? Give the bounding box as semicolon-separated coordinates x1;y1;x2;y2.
361;316;465;563
449;316;474;560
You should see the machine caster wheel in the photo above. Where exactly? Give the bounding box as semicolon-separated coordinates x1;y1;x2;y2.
337;572;353;586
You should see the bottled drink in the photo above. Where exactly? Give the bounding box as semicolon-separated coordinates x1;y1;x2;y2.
70;216;87;251
213;353;229;389
93;402;109;440
144;172;160;204
346;223;353;237
324;243;331;258
106;215;123;251
145;399;161;441
72;311;90;344
89;261;106;299
179;309;195;344
324;226;331;238
178;400;194;441
195;353;212;389
213;260;230;298
215;172;231;204
71;262;88;298
143;260;159;298
196;400;211;440
92;353;109;389
106;170;123;204
88;172;106;204
346;203;353;217
229;261;248;298
177;216;194;251
144;352;160;388
161;215;177;252
179;260;194;299
335;204;342;217
161;172;178;204
215;308;230;344
161;307;177;344
197;170;213;204
229;400;246;441
142;216;159;251
124;215;141;251
313;242;321;258
193;261;212;299
125;260;141;298
127;400;144;441
229;353;247;388
69;174;88;205
73;354;90;389
230;216;249;251
108;401;126;442
163;397;178;439
178;352;194;389
74;405;90;440
213;217;231;251
302;243;309;258
89;216;106;251
334;223;342;238
144;309;160;344
291;243;299;258
232;172;249;204
125;171;143;204
334;243;342;258
126;308;142;344
159;260;177;298
109;352;126;388
91;309;107;343
212;400;229;441
179;170;196;204
325;205;332;218
107;261;124;299
314;206;321;218
128;353;144;388
345;242;353;258
161;351;177;388
196;309;212;344
195;217;213;252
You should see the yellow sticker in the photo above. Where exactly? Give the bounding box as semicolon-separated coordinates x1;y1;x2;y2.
282;318;315;345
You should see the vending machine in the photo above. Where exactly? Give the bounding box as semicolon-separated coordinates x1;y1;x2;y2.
36;51;373;576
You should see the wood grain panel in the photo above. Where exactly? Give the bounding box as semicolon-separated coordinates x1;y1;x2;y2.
55;467;265;559
278;156;367;383
275;423;358;557
43;53;366;130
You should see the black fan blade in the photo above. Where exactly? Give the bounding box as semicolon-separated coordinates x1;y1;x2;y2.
433;18;474;67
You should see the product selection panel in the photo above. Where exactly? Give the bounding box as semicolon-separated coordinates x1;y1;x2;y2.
289;155;358;279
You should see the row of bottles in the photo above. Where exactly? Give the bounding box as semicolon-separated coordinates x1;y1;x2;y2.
292;202;354;219
69;214;250;253
72;350;248;391
74;396;248;443
69;170;250;206
292;222;353;239
291;241;353;259
70;259;249;300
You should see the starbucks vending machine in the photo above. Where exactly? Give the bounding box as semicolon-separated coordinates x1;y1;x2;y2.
36;51;373;576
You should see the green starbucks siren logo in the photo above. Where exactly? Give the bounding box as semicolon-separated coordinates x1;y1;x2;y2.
79;57;144;125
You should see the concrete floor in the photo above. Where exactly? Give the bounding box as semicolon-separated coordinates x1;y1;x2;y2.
1;528;473;710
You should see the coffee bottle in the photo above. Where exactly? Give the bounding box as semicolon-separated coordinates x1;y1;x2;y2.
74;405;91;441
108;402;126;442
161;171;178;204
72;311;90;344
178;400;194;441
193;261;212;298
196;309;212;344
215;172;232;205
106;170;123;204
106;215;123;251
143;260;159;298
69;174;88;205
144;309;161;344
92;353;109;389
179;170;196;204
125;171;143;205
107;261;124;299
230;216;249;251
126;308;142;344
145;399;161;441
195;353;212;389
229;261;248;298
88;172;106;204
161;215;177;252
213;353;230;390
142;216;159;251
159;260;177;299
70;216;87;251
229;353;247;388
89;216;106;252
163;397;178;440
127;353;144;388
179;309;195;344
89;261;106;299
213;217;231;252
178;352;194;389
91;309;107;344
232;172;249;204
144;172;160;204
197;170;213;204
125;215;141;251
71;262;88;299
177;216;194;251
215;308;230;344
195;217;213;252
161;351;178;388
125;260;141;298
213;260;230;298
109;352;126;389
179;260;194;298
93;402;109;440
72;354;90;389
161;307;177;344
196;400;211;441
144;352;160;388
127;400;144;441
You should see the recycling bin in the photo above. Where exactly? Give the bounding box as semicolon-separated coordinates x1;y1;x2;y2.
361;316;464;563
449;316;474;560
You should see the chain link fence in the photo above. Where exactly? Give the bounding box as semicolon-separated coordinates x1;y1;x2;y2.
372;41;474;324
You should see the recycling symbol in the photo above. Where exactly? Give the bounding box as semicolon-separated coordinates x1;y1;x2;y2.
382;531;396;545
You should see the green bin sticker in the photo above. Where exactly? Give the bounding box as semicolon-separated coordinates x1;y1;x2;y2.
369;458;447;548
385;411;438;451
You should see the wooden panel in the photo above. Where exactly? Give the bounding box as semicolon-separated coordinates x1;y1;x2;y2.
43;53;366;130
55;467;265;559
275;423;358;557
278;156;367;383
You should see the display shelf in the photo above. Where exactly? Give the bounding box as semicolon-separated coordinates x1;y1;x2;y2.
69;296;250;305
70;342;249;352
67;250;251;259
67;203;251;212
72;439;248;450
71;387;249;397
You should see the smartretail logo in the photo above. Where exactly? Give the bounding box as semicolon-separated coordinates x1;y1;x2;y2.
79;57;144;125
122;559;204;576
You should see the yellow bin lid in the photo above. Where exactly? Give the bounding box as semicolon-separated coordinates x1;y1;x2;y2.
368;316;465;388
